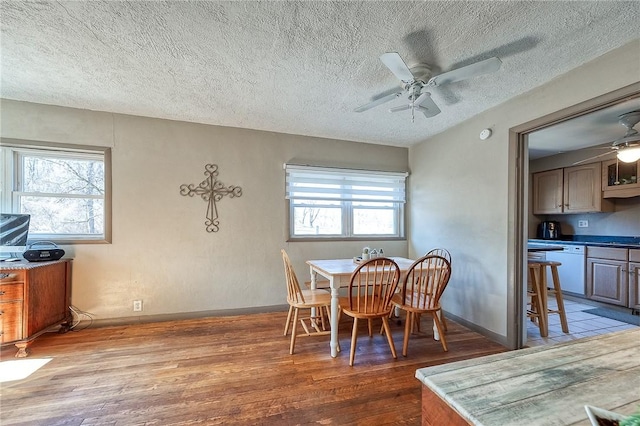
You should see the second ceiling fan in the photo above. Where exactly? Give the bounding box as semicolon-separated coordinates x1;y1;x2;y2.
354;52;502;122
574;110;640;165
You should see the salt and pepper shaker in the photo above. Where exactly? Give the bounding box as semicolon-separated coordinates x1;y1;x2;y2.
362;247;370;260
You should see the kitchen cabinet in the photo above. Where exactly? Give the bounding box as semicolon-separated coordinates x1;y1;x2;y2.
532;169;563;214
586;246;628;307
629;249;640;310
602;158;640;198
0;259;72;357
532;163;613;214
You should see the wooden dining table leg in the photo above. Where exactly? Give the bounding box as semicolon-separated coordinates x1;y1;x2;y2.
330;277;340;358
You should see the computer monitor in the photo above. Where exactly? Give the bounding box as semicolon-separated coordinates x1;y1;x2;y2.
0;213;31;259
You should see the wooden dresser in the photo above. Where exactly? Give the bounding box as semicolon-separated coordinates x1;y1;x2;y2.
0;259;72;357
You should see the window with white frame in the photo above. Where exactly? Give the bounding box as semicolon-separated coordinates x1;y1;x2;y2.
285;164;407;239
0;141;111;243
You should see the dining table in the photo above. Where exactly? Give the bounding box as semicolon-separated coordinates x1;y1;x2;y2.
306;256;417;358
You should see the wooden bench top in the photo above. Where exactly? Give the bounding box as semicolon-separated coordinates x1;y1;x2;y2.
416;328;640;425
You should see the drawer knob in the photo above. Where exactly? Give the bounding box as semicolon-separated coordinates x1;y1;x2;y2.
0;291;5;296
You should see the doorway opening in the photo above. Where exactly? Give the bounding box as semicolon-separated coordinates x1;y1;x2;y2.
511;84;640;349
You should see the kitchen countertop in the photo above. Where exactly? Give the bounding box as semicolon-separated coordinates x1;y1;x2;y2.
529;237;640;249
415;329;640;426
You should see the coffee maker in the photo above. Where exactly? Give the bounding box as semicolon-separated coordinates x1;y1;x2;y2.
537;221;562;240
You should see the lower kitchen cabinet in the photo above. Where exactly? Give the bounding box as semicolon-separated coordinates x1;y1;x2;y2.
629;250;640;310
586;247;628;307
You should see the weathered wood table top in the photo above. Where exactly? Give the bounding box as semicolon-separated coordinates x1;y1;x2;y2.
416;329;640;426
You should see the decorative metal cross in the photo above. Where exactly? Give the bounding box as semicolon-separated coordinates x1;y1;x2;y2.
180;164;242;232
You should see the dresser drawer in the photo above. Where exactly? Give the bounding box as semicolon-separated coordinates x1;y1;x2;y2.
0;283;24;302
1;300;23;343
0;271;26;284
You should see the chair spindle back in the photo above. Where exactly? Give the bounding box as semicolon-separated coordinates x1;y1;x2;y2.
348;257;400;314
425;248;452;265
281;249;305;304
403;255;451;310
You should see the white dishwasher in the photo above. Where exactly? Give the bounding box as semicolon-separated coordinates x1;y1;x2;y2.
543;245;586;295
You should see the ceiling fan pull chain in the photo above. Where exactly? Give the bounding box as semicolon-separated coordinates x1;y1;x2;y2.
411;86;416;123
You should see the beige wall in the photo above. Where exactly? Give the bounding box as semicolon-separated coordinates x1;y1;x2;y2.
0;100;408;320
408;40;640;343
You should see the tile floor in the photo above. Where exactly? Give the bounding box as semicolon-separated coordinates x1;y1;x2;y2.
526;298;639;347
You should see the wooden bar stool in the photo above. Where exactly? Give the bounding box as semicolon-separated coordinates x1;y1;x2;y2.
527;262;547;337
537;260;570;334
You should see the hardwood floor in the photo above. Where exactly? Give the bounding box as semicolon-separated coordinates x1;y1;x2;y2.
0;311;507;425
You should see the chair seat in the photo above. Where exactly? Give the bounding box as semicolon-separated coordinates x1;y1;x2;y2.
339;296;393;318
289;289;331;308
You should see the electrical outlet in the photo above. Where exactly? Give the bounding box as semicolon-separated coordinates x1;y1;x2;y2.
133;300;143;312
578;220;589;228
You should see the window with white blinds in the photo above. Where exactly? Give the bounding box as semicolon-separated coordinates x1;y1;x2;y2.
285;164;407;239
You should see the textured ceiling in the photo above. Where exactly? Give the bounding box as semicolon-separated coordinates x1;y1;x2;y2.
1;1;639;147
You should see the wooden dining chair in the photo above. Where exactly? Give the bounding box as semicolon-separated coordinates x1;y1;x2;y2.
421;248;452;332
281;249;332;355
391;254;452;356
426;248;452;264
339;257;400;366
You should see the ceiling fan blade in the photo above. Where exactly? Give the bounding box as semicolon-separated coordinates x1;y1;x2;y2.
613;132;640;147
389;105;411;113
417;105;441;118
413;93;429;107
428;57;502;87
380;52;415;82
414;92;441;117
354;92;402;112
572;150;615;165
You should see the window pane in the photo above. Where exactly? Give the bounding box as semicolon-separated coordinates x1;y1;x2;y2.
20;196;104;235
21;155;104;195
353;208;395;235
293;207;342;235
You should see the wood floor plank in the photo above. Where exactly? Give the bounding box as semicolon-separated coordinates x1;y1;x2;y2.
1;311;507;425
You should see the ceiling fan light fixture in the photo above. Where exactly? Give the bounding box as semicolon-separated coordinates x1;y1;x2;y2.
617;146;640;163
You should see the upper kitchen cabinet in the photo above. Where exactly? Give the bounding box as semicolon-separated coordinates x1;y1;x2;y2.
602;158;640;198
533;163;614;214
532;169;563;214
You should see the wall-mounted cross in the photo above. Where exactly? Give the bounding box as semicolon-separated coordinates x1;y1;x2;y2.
180;164;242;232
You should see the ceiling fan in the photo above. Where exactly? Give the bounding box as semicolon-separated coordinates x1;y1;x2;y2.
354;52;502;122
574;110;640;165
